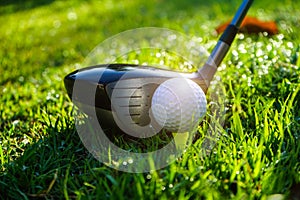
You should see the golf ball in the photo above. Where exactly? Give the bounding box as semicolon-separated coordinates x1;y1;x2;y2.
151;78;207;133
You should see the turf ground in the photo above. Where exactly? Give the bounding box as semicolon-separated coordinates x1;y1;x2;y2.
0;0;300;199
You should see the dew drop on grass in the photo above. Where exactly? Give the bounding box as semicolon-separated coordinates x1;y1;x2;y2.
232;50;238;57
284;49;292;57
128;158;133;164
12;120;20;126
246;37;252;44
247;77;252;87
267;44;273;52
161;186;166;191
146;174;152;179
236;61;243;69
22;137;30;145
67;12;77;21
287;42;294;49
277;34;284;41
258;57;264;63
256;49;264;57
217;63;226;71
238;33;245;40
238;44;247;54
169;184;174;188
262;32;269;37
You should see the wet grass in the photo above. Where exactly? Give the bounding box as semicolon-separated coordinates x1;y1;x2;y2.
0;0;300;199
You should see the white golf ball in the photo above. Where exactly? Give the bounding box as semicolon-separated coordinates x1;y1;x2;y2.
151;78;207;133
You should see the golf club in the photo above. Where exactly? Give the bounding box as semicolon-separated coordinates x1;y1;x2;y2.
64;0;253;136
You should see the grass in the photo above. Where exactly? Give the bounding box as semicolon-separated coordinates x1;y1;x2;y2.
0;0;300;199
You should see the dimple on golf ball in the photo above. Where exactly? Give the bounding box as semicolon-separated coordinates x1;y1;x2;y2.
151;77;207;133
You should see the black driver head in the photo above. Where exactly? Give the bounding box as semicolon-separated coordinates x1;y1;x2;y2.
64;63;207;135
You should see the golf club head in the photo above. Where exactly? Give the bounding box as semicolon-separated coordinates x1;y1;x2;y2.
64;63;207;136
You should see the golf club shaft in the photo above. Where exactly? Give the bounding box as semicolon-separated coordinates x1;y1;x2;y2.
198;0;253;90
231;0;254;27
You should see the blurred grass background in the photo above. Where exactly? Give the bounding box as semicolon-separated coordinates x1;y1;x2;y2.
0;0;300;199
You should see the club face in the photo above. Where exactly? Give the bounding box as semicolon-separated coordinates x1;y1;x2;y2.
64;64;208;133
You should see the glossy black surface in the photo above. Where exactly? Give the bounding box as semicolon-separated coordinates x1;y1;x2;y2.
64;63;202;108
64;63;206;126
